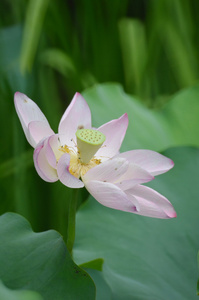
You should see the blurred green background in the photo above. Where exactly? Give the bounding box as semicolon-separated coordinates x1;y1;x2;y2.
1;0;199;234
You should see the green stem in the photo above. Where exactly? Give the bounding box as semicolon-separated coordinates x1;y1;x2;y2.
67;189;78;255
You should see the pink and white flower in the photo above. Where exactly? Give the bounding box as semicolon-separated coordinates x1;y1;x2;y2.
14;92;176;219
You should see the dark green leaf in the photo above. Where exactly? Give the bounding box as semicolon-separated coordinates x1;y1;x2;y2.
0;213;95;300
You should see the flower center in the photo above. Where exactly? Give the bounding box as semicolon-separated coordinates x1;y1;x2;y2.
59;129;105;179
76;129;106;164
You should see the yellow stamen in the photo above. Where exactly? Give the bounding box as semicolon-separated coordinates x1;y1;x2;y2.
59;145;101;179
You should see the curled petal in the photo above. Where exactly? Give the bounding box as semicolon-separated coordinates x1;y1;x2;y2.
28;121;54;148
96;113;128;161
57;153;84;188
85;180;136;212
44;134;61;168
118;150;174;175
83;157;129;183
14;92;53;147
34;139;58;182
126;185;177;219
58;93;92;147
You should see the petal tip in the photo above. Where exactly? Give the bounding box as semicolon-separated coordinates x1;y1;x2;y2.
14;91;21;103
123;113;129;126
166;209;177;219
167;158;175;170
14;91;28;106
117;113;129;128
74;92;84;100
14;91;24;98
122;112;128;121
170;211;177;218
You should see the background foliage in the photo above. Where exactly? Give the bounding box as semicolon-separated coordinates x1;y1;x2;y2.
0;0;199;299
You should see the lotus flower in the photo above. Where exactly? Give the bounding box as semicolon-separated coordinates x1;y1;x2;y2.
14;92;176;219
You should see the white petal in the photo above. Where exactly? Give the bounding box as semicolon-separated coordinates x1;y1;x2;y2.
118;150;174;175
114;164;154;190
28;121;54;148
96;114;128;161
44;134;60;168
33;138;58;182
126;185;177;218
85;180;136;212
83;158;129;183
14;92;53;147
58;93;92;147
57;153;84;188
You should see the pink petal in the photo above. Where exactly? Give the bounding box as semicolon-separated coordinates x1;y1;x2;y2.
57;153;84;188
44;134;60;168
83;158;129;183
115;164;154;190
126;185;177;219
96;113;128;161
28;121;54;148
115;163;154;183
85;180;136;212
58;93;92;147
14;92;53;147
33;138;58;182
118;150;174;175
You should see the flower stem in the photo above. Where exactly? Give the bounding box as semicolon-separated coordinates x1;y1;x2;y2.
67;189;78;255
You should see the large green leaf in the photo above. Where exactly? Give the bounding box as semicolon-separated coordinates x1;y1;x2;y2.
0;280;43;300
74;147;199;299
82;83;199;152
0;213;95;300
